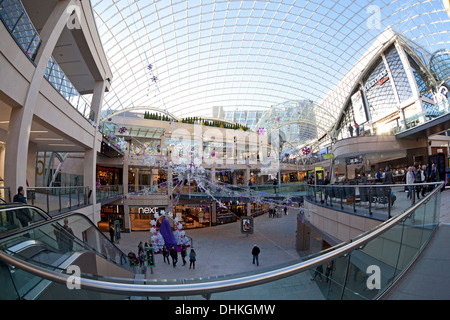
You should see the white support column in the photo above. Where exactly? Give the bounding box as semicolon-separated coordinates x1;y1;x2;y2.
4;0;76;194
85;80;107;209
122;156;131;233
394;41;426;123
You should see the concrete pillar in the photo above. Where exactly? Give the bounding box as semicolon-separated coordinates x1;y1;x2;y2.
26;141;37;187
211;202;217;226
90;81;107;125
211;167;216;183
4;0;75;194
122;157;130;233
168;166;173;213
83;147;96;203
135;168;140;189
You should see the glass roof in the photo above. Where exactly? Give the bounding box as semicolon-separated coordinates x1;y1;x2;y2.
92;0;450;128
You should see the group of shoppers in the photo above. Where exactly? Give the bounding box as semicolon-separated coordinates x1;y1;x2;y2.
405;162;441;200
162;244;197;269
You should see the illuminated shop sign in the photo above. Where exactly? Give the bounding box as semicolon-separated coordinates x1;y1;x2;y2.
138;207;159;214
364;69;389;92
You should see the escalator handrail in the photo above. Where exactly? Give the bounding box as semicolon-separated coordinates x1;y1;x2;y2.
0;209;127;267
0;182;443;297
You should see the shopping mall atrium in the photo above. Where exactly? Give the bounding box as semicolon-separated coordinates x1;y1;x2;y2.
0;0;450;301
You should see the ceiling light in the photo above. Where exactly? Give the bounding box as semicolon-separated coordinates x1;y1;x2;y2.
48;144;76;147
35;138;64;141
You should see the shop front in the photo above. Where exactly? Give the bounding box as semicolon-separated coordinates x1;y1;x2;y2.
98;204;125;232
174;203;211;229
129;205;167;231
96;166;122;186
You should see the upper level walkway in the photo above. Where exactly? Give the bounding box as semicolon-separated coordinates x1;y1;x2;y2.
381;187;450;299
113;186;449;299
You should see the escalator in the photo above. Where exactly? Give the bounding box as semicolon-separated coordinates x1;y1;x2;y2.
0;204;134;300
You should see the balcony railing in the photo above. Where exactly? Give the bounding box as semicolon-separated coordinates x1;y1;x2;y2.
305;182;443;220
44;56;94;122
0;0;94;123
26;186;90;215
0;182;443;299
0;0;41;62
96;185;124;203
0;187;11;203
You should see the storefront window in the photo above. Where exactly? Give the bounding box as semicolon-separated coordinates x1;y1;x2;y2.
96;166;121;186
385;45;413;104
129;206;166;231
175;204;211;229
99;204;124;232
363;57;398;123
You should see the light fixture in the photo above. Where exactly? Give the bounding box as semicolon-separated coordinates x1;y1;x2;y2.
48;144;75;146
30;130;49;133
35;138;64;141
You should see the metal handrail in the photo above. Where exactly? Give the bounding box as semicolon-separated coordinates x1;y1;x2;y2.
0;182;443;297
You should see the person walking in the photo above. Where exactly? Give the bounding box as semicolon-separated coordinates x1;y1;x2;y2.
382;166;393;184
348;123;353;137
189;249;196;269
415;166;424;200
13;186;32;228
13;186;27;204
109;224;115;243
181;245;187;266
406;166;415;200
170;245;178;268
162;245;170;264
138;241;144;254
421;165;428;197
252;244;260;266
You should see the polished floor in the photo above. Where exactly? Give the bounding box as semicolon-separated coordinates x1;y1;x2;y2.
111;187;450;299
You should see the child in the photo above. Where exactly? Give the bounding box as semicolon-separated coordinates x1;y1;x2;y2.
189;249;196;269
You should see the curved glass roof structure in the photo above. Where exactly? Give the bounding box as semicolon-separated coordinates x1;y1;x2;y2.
92;0;450;132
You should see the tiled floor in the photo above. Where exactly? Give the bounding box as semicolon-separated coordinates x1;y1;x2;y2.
111;187;450;300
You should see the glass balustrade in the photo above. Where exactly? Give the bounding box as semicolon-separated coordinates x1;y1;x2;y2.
0;0;94;123
26;187;90;215
0;212;132;299
0;182;441;300
96;185;124;203
0;0;41;62
0;187;11;203
44;56;94;122
305;182;442;221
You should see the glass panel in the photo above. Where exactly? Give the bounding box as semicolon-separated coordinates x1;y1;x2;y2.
343;224;403;299
0;207;47;234
0;0;41;61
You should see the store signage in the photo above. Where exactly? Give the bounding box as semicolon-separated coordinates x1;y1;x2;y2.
241;217;254;234
207;141;225;148
138;207;159;214
433;86;448;103
364;69;388;92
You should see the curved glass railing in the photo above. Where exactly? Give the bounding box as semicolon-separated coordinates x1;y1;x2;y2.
177;181;306;199
0;0;94;123
0;210;132;299
44;56;94;122
0;0;41;62
305;182;443;220
26;186;90;216
0;182;442;300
